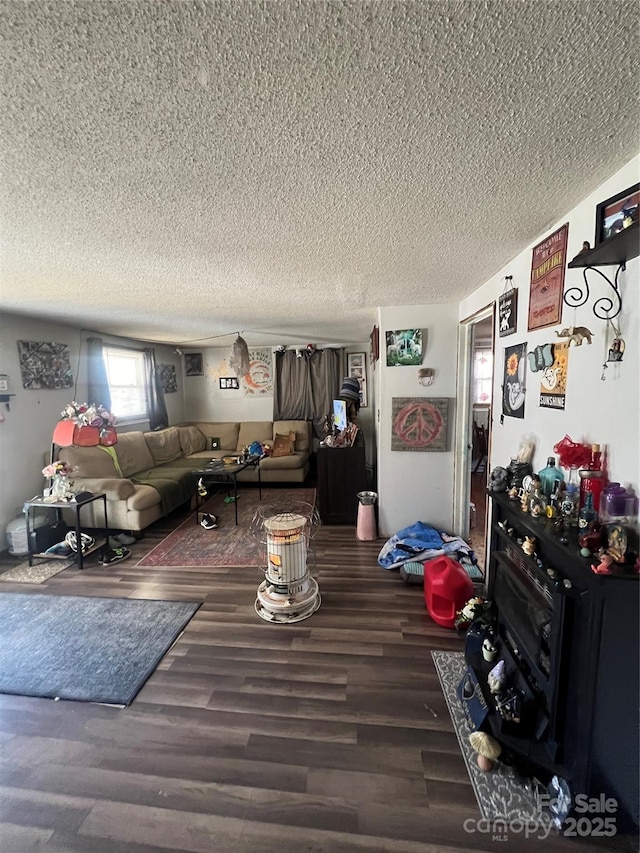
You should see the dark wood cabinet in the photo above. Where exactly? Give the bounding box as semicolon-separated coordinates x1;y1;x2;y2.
317;445;367;525
476;493;639;831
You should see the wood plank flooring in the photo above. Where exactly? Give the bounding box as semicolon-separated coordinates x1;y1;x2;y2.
0;502;635;853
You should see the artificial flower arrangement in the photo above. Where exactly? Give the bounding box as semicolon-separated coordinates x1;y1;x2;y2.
61;401;116;428
42;460;74;479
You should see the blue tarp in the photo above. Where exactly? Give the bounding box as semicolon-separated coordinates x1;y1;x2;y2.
378;520;476;571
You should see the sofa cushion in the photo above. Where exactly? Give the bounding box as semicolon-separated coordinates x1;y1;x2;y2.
259;452;308;471
273;421;310;453
126;483;163;511
71;477;136;501
144;427;183;464
61;445;120;479
115;432;156;477
237;421;273;451
176;425;207;456
192;422;240;451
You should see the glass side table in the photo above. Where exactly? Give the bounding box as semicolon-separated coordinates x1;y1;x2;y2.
23;493;109;570
191;457;262;525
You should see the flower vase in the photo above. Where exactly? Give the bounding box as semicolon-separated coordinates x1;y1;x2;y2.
51;474;68;501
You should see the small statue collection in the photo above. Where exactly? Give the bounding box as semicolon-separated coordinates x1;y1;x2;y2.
489;434;638;575
454;593;528;772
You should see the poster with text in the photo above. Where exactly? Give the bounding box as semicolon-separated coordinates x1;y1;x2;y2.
502;343;526;419
528;223;568;331
498;288;518;336
539;342;569;410
243;348;273;396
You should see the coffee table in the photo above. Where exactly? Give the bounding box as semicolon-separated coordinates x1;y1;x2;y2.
192;457;261;525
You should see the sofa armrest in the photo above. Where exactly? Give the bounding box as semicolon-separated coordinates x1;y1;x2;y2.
73;477;136;501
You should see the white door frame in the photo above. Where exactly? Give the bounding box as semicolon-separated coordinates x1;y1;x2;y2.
453;304;495;536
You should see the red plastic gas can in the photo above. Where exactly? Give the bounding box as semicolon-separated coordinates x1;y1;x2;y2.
423;555;474;629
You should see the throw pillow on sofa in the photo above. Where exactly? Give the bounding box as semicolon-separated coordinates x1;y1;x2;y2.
271;431;296;457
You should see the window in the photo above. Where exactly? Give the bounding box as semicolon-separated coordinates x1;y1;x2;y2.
473;348;493;405
104;346;147;420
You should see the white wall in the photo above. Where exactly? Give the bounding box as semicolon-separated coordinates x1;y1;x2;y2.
459;156;640;504
0;313;184;544
376;304;459;537
182;346;274;423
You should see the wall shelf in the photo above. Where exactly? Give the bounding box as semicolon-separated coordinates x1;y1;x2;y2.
567;222;639;268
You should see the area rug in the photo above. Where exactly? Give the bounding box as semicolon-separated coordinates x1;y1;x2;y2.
0;559;71;584
137;487;316;568
432;650;542;822
0;593;200;705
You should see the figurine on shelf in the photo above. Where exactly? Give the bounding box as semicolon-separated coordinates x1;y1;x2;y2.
489;466;508;492
522;536;537;557
555;326;593;347
578;521;603;558
591;553;614;575
487;660;506;695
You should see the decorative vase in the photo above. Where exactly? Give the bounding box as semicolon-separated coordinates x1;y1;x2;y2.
51;474;68;500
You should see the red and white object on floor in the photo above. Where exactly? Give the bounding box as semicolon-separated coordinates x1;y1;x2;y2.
423;555;474;628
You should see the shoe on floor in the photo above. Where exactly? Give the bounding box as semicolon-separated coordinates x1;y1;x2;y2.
197;478;208;497
65;531;95;553
99;547;131;565
112;532;136;545
200;513;218;530
45;541;73;556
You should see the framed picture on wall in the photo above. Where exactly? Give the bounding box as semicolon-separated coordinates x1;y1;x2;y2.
528;224;569;331
184;353;203;376
595;183;639;246
347;352;367;407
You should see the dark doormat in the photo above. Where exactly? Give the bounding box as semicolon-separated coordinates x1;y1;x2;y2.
0;593;200;705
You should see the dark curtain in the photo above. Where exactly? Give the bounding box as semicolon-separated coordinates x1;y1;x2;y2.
87;337;111;409
144;348;169;431
273;348;342;437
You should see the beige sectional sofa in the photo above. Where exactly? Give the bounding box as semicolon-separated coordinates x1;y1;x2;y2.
59;420;311;532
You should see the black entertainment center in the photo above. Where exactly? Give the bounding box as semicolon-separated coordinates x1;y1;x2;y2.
467;492;639;831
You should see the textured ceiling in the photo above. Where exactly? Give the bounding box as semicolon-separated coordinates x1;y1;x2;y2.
1;0;638;347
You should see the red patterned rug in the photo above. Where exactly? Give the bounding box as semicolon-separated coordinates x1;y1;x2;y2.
136;488;316;568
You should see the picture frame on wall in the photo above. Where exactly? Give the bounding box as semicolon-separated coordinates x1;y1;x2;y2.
219;376;239;389
184;353;203;376
498;287;518;337
370;325;379;362
528;223;569;332
346;352;367;407
594;183;639;246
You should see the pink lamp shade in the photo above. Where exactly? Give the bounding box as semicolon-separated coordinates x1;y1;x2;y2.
51;419;77;447
51;421;101;447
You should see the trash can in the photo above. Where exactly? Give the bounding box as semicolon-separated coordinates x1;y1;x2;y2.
356;491;378;541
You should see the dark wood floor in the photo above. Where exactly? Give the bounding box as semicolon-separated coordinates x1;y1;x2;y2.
0;504;634;853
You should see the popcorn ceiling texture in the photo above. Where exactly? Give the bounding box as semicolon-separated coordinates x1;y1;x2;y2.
1;1;638;346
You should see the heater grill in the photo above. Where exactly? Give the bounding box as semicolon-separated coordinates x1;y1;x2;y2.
251;503;321;624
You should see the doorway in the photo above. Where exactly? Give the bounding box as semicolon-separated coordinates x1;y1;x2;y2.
453;306;495;575
468;316;494;569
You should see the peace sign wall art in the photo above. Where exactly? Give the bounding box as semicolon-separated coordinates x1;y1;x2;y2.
391;397;450;452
